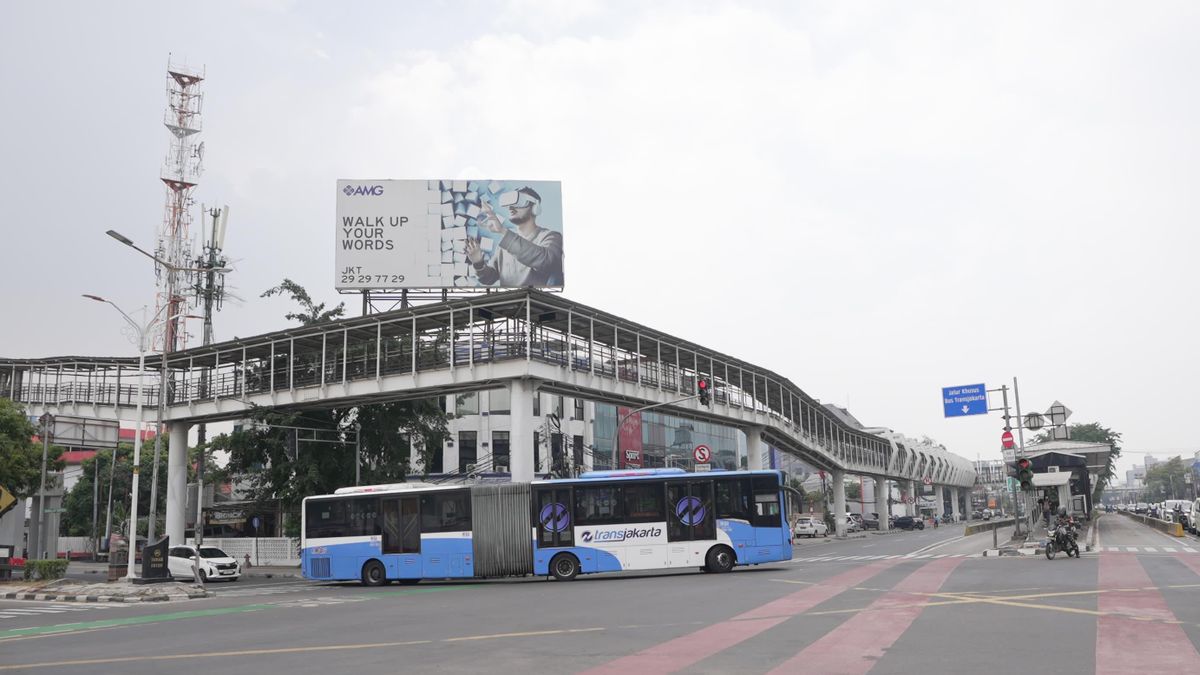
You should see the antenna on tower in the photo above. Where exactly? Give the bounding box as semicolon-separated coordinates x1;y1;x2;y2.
156;56;205;352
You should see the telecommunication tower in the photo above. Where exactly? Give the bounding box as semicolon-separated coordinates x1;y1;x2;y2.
156;58;205;352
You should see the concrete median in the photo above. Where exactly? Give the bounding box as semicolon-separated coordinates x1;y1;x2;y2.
964;518;1015;537
1122;510;1185;537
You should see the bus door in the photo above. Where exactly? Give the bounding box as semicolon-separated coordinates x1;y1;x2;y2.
535;487;574;549
382;496;421;578
667;481;715;567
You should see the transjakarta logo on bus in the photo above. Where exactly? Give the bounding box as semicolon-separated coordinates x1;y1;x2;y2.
581;527;662;543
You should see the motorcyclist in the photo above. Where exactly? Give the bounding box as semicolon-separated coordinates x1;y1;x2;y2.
1054;507;1076;541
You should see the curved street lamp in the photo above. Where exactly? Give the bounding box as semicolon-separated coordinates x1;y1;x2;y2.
105;229;228;543
83;293;198;578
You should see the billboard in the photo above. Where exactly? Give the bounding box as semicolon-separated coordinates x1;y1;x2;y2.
616;407;643;469
336;179;563;290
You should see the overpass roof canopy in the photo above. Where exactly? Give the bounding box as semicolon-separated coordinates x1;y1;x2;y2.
1025;440;1112;474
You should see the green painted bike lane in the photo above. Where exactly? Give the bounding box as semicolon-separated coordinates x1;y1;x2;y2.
0;586;465;641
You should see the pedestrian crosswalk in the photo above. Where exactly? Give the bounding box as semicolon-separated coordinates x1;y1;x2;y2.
1098;546;1198;554
791;553;970;563
0;602;131;622
210;581;325;598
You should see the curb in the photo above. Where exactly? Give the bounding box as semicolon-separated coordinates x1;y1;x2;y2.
2;587;211;603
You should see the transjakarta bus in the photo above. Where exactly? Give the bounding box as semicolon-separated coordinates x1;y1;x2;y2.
301;468;792;584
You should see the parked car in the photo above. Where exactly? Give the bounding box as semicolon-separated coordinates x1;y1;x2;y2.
1164;500;1191;528
862;514;881;530
793;516;829;538
846;513;863;533
893;515;925;531
1185;494;1200;530
167;545;241;582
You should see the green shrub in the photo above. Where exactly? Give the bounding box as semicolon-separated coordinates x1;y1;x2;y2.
22;559;69;581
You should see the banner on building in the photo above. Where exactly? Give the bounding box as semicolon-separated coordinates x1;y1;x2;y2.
616;407;643;469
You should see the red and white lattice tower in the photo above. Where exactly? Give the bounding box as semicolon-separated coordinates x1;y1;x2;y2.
156;59;204;352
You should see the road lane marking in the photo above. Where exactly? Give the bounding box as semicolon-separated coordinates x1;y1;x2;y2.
767;557;965;674
578;559;905;675
1098;547;1200;673
0;585;464;642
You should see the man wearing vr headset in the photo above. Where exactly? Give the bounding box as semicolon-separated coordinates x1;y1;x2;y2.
465;186;564;287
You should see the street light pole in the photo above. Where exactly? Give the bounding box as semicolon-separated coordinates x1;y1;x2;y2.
83;294;170;579
106;230;229;544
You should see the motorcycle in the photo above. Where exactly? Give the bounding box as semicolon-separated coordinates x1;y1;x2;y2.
1045;522;1080;560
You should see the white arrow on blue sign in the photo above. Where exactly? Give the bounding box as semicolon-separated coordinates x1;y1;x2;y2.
942;383;988;418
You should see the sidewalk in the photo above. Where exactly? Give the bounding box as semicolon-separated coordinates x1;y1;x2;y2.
1;577;210;603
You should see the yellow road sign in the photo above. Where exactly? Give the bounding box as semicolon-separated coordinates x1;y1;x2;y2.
0;485;17;519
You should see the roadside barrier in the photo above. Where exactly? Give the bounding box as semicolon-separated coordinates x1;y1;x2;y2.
1121;510;1184;537
964;518;1015;537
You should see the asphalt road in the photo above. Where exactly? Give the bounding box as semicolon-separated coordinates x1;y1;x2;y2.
4;516;1200;674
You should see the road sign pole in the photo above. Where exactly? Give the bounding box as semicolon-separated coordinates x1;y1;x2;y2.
999;385;1021;536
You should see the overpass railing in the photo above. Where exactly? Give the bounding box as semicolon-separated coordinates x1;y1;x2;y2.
2;289;973;484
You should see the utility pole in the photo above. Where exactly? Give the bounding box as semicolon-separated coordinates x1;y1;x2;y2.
37;413;53;559
191;205;228;583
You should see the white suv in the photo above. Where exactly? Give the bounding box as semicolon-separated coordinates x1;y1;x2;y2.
168;545;241;582
793;516;829;538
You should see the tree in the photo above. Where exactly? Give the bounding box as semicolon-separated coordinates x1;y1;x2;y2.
1033;422;1123;506
61;443;214;538
0;399;63;499
1144;457;1189;502
261;279;345;326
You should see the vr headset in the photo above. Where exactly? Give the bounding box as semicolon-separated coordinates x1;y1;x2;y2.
498;188;542;216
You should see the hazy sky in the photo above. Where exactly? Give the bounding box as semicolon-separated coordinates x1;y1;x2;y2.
2;1;1197;478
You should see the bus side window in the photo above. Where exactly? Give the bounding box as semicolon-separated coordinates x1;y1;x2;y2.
716;478;753;522
575;485;622;525
751;476;781;527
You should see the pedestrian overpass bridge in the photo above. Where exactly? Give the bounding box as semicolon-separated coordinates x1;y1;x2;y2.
2;288;975;543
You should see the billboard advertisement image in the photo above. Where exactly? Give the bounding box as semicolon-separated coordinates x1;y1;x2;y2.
336;179;563;290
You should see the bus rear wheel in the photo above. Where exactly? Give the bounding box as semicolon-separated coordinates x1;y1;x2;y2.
361;560;387;587
705;546;735;574
550;553;580;581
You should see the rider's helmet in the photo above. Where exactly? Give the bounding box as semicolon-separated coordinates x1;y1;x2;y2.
1058;506;1067;516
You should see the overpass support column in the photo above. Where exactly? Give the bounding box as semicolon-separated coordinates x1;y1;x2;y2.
934;486;945;519
165;422;190;545
509;379;534;482
745;426;766;471
908;480;918;516
832;469;846;537
875;478;890;532
951;488;962;522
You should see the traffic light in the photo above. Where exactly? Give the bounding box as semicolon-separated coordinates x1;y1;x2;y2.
1016;457;1034;491
697;378;711;406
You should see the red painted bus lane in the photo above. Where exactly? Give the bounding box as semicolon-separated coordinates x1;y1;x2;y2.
580;559;903;675
766;556;964;675
1096;553;1200;674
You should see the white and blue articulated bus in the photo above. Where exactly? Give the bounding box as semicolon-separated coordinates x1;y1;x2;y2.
301;468;793;585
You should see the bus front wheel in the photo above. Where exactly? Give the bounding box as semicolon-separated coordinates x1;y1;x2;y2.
550;553;580;581
705;546;735;574
361;560;387;587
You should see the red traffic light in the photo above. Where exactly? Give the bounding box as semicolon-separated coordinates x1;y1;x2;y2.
698;380;708;390
1016;458;1031;470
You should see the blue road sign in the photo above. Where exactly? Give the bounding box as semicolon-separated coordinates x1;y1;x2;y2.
942;383;988;417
